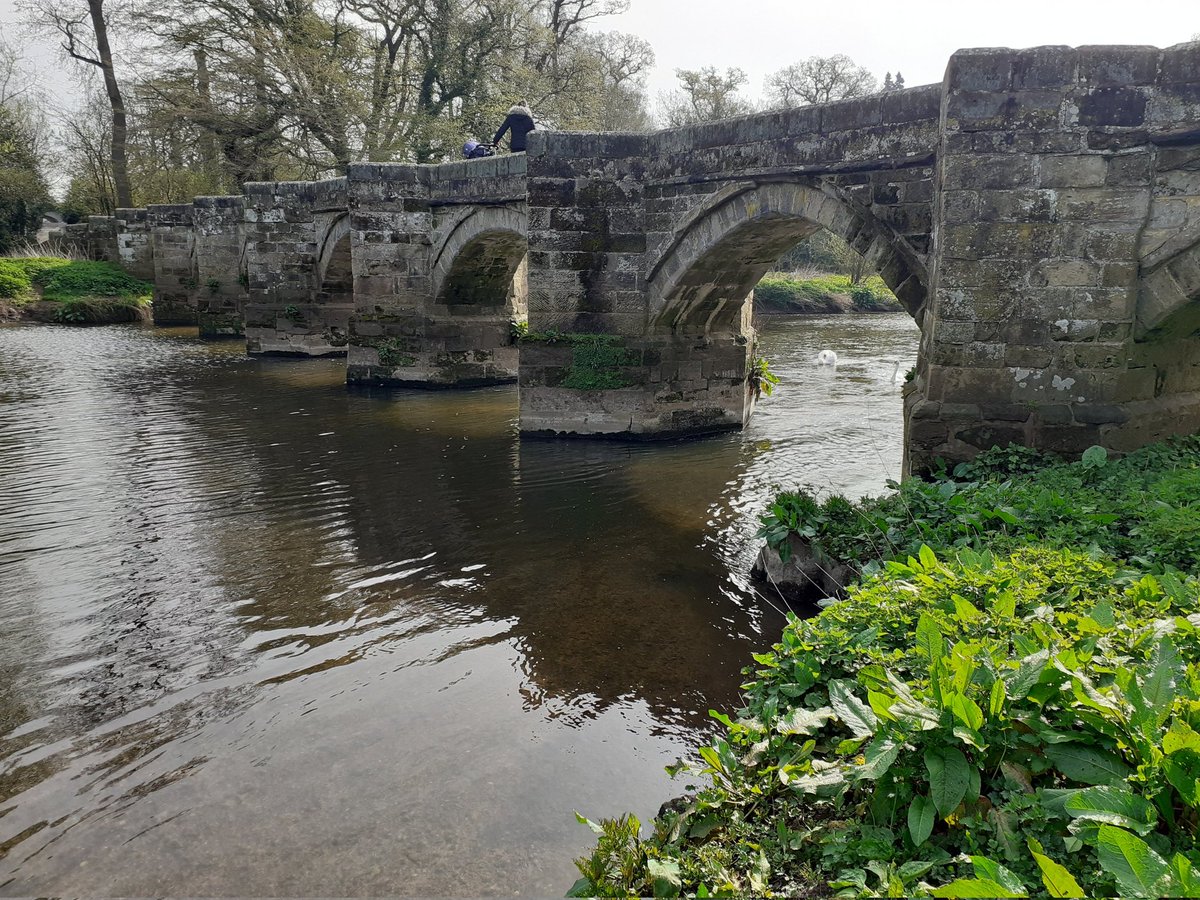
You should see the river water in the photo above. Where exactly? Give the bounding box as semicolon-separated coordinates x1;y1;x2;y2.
0;314;918;895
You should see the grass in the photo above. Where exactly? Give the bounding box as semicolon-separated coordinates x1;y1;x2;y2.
0;256;152;324
755;272;903;314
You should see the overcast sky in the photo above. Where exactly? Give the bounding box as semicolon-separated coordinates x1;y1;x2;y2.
603;0;1198;101
1;0;1196;116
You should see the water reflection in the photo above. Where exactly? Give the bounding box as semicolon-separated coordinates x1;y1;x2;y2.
0;314;917;895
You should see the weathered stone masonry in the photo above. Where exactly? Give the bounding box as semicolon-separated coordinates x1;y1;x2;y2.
87;42;1200;465
345;155;528;387
907;43;1200;472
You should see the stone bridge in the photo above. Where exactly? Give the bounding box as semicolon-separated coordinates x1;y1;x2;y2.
67;43;1200;470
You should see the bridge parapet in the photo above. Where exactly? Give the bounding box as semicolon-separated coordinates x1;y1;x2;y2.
113;209;154;281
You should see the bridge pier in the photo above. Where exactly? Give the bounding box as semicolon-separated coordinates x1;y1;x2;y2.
905;43;1200;472
345;161;526;388
147;204;198;326
243;180;351;356
192;197;247;340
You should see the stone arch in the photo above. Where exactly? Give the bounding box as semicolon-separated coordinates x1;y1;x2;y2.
315;212;352;297
431;206;528;315
1136;236;1200;337
646;179;929;332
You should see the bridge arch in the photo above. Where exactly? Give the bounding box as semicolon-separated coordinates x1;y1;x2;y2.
1137;236;1200;337
645;180;929;333
431;206;528;315
315;212;352;295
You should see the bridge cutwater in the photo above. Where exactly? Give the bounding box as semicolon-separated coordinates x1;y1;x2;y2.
55;44;1200;472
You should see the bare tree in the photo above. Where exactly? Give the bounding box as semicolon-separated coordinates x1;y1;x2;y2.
765;54;877;108
660;66;753;127
22;0;133;207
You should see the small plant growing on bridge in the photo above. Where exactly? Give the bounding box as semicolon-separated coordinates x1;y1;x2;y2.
283;304;305;323
747;356;780;400
376;338;416;369
510;319;529;342
206;278;221;295
561;335;636;391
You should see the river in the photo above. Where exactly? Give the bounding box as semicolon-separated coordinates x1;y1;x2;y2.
0;313;918;895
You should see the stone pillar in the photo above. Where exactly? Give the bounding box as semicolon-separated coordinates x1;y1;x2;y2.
114;208;154;281
86;215;119;265
243;180;351;356
53;223;91;258
147;204;197;325
907;43;1200;472
519;132;754;438
345;160;525;388
193;197;247;339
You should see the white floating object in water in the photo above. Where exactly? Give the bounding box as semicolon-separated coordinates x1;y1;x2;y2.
816;349;838;366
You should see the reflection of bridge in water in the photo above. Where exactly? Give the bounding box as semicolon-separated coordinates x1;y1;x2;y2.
60;44;1200;470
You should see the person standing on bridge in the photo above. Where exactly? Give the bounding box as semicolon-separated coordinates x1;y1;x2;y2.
492;100;536;153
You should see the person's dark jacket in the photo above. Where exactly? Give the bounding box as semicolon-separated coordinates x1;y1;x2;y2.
493;104;535;152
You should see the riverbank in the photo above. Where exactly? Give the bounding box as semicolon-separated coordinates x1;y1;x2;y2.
0;257;152;324
570;436;1200;898
754;273;903;315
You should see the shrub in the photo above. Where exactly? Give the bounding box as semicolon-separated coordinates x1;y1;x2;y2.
571;546;1200;898
571;435;1200;898
757;437;1200;577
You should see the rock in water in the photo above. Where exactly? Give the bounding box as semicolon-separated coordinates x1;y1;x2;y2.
751;534;854;606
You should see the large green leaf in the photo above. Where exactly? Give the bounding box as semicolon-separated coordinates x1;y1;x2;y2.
971;856;1026;894
1063;785;1157;835
1170;853;1200;899
828;680;877;739
1139;636;1184;728
908;794;935;847
916;613;945;665
1004;650;1049;700
857;737;899;781
925;746;971;817
647;858;682;898
950;693;984;732
1096;825;1169;897
1163;749;1200;806
931;877;1023;898
1164;721;1200;756
776;706;834;736
1044;743;1132;785
1028;840;1085;898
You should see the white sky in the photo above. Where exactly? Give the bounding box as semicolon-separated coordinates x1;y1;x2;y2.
601;0;1198;101
1;0;1196;116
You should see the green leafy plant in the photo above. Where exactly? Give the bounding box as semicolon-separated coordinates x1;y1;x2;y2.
573;434;1200;898
283;304;305;323
572;545;1200;897
757;438;1200;580
510;319;529;341
747;356;781;401
207;278;221;295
